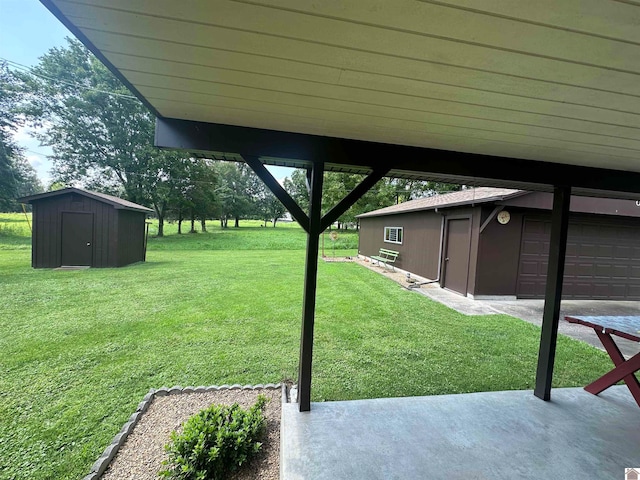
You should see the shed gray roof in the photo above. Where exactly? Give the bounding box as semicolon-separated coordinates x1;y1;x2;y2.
357;187;525;218
18;188;154;213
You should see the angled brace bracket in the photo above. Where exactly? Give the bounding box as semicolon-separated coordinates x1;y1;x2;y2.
320;167;391;232
245;156;390;235
244;155;310;233
479;206;504;233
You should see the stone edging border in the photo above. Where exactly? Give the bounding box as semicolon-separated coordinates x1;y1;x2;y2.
83;383;286;480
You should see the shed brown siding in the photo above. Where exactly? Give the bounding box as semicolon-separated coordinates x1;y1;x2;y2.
117;210;146;267
32;194;116;268
359;211;442;279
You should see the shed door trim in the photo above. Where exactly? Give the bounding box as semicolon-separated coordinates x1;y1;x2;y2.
60;211;94;267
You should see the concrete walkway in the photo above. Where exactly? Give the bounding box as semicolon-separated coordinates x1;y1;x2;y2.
281;386;639;480
478;297;640;358
418;284;640;358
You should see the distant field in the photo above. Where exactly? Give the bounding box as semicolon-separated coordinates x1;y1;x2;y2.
0;211;612;479
0;213;359;253
0;212;32;249
146;218;359;253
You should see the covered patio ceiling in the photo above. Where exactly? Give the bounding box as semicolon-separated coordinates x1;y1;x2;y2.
42;0;640;197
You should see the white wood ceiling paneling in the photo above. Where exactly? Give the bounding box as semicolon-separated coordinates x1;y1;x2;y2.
50;0;640;171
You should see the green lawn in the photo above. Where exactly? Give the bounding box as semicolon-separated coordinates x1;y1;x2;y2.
0;213;612;479
147;218;359;252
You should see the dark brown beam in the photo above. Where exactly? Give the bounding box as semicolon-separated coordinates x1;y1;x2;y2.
244;156;310;233
298;161;324;412
320;167;390;232
534;185;571;401
156;118;640;196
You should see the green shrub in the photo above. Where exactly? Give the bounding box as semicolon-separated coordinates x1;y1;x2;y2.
160;395;269;480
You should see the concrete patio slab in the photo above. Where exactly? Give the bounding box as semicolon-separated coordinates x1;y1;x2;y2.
281;387;639;480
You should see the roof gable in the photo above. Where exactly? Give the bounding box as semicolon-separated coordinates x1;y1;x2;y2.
357;187;525;218
17;188;154;213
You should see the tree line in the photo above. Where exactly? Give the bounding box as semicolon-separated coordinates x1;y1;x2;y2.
1;39;458;233
0;62;44;211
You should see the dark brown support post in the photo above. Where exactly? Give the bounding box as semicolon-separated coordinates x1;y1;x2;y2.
243;156;386;412
298;161;324;412
534;185;571;401
244;156;310;233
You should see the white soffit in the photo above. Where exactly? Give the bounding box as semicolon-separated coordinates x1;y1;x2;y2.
49;0;640;172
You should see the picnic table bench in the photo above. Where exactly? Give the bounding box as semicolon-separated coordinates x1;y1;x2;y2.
565;315;640;408
371;248;399;271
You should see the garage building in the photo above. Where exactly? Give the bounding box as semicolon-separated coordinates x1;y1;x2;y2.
358;187;640;300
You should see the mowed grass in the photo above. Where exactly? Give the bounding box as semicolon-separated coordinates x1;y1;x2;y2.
147;219;359;252
0;213;613;479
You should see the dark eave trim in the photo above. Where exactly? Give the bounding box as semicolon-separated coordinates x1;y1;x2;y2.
155;117;640;198
39;0;163;119
18;188;153;213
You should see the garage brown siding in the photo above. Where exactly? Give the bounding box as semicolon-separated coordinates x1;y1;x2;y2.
359;190;640;300
503;192;640;218
474;207;525;296
359;211;442;279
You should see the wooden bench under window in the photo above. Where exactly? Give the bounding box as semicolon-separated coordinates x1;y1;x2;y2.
371;248;399;271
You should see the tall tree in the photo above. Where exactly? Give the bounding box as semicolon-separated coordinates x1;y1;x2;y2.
253;181;286;227
18;39;189;235
185;158;217;232
283;169;309;213
387;178;461;204
0;62;43;211
213;162;254;227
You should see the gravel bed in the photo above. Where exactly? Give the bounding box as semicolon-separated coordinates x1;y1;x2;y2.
101;389;281;480
355;255;417;285
321;255;355;262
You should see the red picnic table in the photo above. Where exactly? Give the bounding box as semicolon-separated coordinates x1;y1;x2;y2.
565;315;640;408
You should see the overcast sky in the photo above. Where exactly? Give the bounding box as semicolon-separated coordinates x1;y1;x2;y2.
0;0;292;186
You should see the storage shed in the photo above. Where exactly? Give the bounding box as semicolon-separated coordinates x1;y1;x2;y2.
358;187;640;300
18;188;153;268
